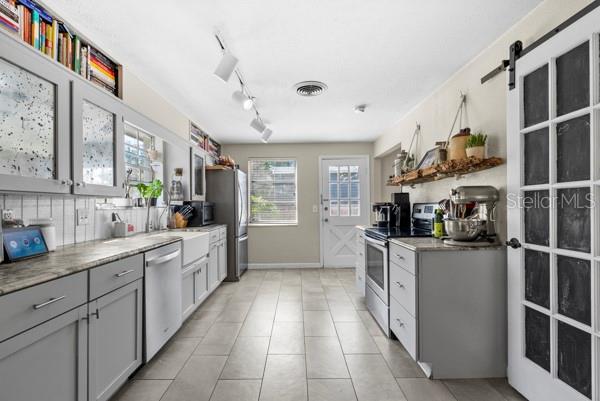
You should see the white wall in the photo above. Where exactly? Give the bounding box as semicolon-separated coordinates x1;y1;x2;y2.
373;0;593;239
222;142;378;265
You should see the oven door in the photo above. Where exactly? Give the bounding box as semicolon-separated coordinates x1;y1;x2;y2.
190;149;206;201
365;236;388;305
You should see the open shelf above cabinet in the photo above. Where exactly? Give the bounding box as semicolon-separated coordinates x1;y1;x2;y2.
387;157;504;186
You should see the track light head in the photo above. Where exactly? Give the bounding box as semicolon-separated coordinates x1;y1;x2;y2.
214;52;238;82
261;128;272;143
232;91;254;110
250;118;266;133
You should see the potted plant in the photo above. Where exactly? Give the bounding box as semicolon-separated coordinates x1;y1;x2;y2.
136;179;163;233
465;132;487;159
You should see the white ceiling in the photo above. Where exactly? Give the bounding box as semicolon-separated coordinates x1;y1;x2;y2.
45;0;542;144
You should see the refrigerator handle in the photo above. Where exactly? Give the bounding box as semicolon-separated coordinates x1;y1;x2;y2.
237;176;243;229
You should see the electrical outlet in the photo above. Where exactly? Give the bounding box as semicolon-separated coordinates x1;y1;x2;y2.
1;209;14;222
76;208;89;226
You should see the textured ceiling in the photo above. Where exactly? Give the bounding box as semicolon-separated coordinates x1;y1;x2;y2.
44;0;542;143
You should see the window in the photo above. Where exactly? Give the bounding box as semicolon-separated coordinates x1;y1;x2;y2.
328;165;361;217
124;123;155;183
248;159;297;225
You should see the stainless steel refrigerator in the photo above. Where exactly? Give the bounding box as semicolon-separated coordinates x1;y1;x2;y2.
206;168;248;281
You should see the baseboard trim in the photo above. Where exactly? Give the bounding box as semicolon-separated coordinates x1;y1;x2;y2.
248;262;322;269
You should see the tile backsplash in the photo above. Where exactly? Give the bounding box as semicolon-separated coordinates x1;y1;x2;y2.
0;194;167;247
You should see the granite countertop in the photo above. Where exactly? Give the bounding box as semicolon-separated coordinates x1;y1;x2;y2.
0;232;184;296
390;237;505;252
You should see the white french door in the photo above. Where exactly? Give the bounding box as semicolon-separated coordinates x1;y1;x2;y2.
507;7;600;401
320;156;370;268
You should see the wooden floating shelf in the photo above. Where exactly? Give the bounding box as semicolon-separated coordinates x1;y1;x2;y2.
387;157;504;186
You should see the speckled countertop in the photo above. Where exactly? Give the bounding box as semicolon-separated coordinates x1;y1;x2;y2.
0;232;186;296
390;237;505;252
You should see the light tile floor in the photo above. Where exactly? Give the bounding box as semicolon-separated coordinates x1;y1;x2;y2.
113;268;527;401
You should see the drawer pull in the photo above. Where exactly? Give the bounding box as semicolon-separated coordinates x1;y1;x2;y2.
395;318;405;327
33;296;66;310
394;281;405;289
395;254;405;260
115;269;135;278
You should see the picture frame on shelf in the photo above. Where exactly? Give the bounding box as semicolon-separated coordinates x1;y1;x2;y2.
415;146;439;170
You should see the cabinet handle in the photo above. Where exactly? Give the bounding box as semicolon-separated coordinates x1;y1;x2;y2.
395;318;405;327
394;281;405;289
91;308;100;319
33;296;66;310
115;269;135;278
76;182;86;187
395;254;405;260
61;179;73;186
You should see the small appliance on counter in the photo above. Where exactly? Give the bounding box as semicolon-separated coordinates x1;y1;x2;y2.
443;185;499;246
182;201;215;227
112;213;135;238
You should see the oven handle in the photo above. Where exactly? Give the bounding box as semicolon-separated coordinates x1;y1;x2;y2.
365;236;387;248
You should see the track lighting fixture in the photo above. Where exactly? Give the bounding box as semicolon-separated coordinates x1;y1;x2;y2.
214;32;273;142
261;128;272;143
250;117;267;133
214;51;238;82
232;90;254;110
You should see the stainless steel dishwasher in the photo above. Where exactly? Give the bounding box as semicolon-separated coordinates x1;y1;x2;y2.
144;242;182;361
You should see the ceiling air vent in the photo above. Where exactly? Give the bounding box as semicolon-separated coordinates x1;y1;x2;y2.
295;81;328;97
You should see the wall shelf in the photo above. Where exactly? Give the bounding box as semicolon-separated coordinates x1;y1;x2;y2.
386;157;504;186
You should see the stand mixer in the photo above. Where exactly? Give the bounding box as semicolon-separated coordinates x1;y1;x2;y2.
444;185;499;245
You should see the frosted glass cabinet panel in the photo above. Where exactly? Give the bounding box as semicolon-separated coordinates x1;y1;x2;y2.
72;80;124;197
0;33;71;193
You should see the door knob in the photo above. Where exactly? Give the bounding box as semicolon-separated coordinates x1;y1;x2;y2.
324;218;329;222
506;238;522;249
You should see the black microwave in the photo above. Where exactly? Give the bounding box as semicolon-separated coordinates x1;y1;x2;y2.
183;201;214;226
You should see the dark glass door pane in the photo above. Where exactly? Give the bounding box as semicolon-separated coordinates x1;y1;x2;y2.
524;250;550;308
524;190;550;246
524;128;549;185
557;187;591;253
366;243;384;289
557;41;589;116
557;321;591;398
557;115;590;182
557;256;591;325
523;65;549;128
525;307;550;372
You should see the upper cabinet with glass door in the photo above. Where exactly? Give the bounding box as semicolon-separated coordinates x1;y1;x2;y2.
0;31;71;194
71;79;125;197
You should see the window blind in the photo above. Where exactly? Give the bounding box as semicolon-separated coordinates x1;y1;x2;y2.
248;159;297;224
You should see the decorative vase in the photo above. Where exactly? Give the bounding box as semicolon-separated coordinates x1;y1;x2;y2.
448;135;468;160
466;146;485;159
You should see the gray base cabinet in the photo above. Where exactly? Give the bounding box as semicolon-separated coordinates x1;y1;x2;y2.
0;305;88;401
208;242;219;292
88;279;143;401
181;265;196;320
218;237;227;282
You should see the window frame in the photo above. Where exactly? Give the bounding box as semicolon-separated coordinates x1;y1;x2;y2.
248;158;298;226
124;123;155;185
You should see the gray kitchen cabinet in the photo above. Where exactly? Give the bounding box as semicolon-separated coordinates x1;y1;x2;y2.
218;238;227;282
0;31;72;194
0;304;88;401
182;263;196;320
195;257;209;305
88;279;143;401
208;242;219;291
71;79;125;197
355;229;366;296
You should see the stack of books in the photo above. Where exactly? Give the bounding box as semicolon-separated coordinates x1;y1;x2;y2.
0;0;19;35
0;0;119;96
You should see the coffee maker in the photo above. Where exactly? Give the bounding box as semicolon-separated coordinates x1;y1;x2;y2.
372;193;411;230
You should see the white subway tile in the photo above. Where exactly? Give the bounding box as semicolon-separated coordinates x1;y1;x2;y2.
37;196;52;219
63;198;75;245
4;195;22;220
51;196;64;247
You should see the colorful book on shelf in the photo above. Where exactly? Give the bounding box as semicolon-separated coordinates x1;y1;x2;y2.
80;44;88;77
17;0;51;23
73;35;80;73
31;8;38;48
0;10;18;34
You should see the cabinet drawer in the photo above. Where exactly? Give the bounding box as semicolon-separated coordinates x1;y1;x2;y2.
0;271;88;342
89;254;143;300
209;229;219;243
390;297;417;359
355;268;366;296
389;263;416;317
389;243;416;274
